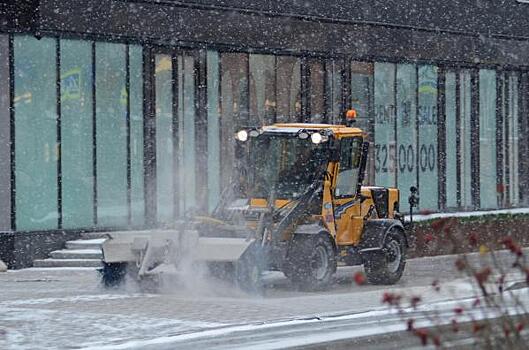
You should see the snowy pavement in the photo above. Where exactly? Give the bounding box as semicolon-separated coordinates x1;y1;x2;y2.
0;251;527;350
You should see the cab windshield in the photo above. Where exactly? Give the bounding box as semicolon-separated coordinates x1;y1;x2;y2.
247;134;329;200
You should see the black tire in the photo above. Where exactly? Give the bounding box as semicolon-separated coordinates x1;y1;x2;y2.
363;228;407;285
100;262;160;291
235;242;264;294
99;262;128;288
286;234;337;291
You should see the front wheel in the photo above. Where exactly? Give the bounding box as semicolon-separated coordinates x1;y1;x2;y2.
99;262;161;291
286;234;337;291
100;262;127;288
363;228;407;285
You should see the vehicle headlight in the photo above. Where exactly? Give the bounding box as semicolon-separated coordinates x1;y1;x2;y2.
310;132;323;144
235;130;248;142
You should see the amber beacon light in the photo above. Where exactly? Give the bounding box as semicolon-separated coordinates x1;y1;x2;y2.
345;109;357;126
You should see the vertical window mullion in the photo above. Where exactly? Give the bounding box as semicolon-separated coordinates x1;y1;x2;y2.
56;38;62;229
273;55;278;123
414;65;420;200
455;70;462;208
503;72;512;206
496;71;504;208
470;69;480;209
9;34;15;231
126;44;132;225
92;42;98;226
393;65;398;188
437;67;447;210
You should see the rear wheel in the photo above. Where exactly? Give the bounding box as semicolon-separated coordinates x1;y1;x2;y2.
286;234;336;291
363;228;406;285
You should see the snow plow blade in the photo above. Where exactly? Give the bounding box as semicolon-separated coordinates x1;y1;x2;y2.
101;230;255;279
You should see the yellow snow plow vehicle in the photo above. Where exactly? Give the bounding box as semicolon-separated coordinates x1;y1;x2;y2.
101;112;412;291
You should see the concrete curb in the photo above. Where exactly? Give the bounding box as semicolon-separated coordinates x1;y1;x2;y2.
0;259;7;272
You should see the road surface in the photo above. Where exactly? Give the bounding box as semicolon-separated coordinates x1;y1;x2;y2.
1;250;527;349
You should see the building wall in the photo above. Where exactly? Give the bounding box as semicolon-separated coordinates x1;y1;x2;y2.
0;1;528;266
34;0;529;68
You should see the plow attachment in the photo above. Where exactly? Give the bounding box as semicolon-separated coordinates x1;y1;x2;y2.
100;229;258;290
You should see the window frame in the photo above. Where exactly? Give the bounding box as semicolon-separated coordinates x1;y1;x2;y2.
334;136;363;199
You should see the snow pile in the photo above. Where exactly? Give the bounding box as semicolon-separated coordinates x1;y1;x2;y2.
405;207;529;222
0;260;6;272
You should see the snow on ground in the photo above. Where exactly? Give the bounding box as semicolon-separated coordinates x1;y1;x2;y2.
1;305;223;349
0;251;527;349
80;287;529;350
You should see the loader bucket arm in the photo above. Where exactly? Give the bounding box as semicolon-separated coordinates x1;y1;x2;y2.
270;181;322;241
269;152;332;241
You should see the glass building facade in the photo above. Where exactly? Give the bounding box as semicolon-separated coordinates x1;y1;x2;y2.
7;35;529;232
11;37;146;231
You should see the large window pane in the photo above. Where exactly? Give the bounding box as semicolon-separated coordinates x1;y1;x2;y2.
308;60;325;123
177;54;197;213
130;45;144;226
374;63;396;188
351;62;373;132
418;65;438;210
220;53;249;189
445;72;458;208
479;70;497;209
154;54;174;223
155;53;197;221
249;54;275;125
396;64;417;210
351;62;374;184
276;56;301;122
95;43;128;227
14;36;58;230
460;70;472;208
207;51;221;212
326;59;343;124
60;40;94;229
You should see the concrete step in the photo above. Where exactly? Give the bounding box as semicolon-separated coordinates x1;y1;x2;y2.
80;232;111;239
66;238;106;250
50;249;102;260
33;259;103;268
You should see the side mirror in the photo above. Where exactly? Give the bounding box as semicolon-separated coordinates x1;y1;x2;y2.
408;186;419;208
408;186;419;225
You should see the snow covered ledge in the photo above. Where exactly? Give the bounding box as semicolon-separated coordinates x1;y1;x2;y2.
404;207;529;223
0;259;7;272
